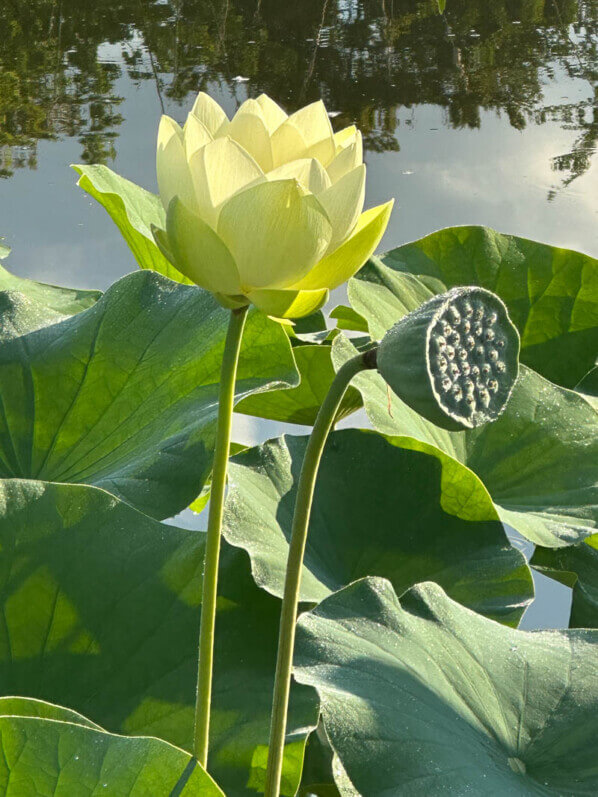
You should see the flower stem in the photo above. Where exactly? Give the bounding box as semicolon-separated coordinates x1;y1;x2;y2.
194;304;249;767
264;348;377;796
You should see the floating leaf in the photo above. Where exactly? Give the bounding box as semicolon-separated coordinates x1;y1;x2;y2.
295;578;598;795
353;226;598;389
224;428;532;625
0;479;316;796
0;269;298;519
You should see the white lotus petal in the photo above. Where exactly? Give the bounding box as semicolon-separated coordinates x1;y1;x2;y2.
184;113;212;160
334;125;358;149
190;92;229;136
256;93;288;131
287;100;334;149
327;137;362;183
317;164;366;250
228;101;274;171
288;100;336;165
188;137;264;228
156;115;196;212
217;179;332;290
271;122;309;168
267;158;331;195
165;197;241;294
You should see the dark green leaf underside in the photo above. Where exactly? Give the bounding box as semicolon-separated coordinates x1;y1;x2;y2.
224;428;532;625
295;578;598;795
0;479;316;796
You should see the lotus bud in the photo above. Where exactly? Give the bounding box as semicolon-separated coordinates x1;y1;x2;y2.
152;92;393;319
376;287;520;430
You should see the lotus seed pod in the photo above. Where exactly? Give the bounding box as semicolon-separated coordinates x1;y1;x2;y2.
376;286;520;430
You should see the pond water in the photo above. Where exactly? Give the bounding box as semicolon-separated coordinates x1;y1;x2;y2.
2;0;596;628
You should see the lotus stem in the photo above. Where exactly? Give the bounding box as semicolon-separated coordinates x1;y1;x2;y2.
195;304;249;766
264;347;377;796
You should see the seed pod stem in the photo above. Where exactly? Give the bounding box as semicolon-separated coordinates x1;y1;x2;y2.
265;349;376;796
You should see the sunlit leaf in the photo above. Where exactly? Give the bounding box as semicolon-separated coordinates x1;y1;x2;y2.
0;696;101;728
295;578;598;795
0;269;298;519
224;428;533;625
73;163;191;283
353;226;598;388
0;713;222;795
0;263;100;340
329;304;368;332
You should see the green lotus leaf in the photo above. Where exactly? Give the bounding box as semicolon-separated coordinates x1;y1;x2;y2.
339;298;597;548
531;536;598;628
295;578;598;796
224;428;533;625
288;310;328;338
0;713;221;795
0;262;100;340
236;344;362;426
0;269;298;519
0;696;101;728
298;723;352;797
73;163;191;283
329;304;368;333
0;479;316;796
352;226;598;389
377;287;519;430
0;242;10;259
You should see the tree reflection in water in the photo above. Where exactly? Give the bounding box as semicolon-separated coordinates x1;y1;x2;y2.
0;0;595;196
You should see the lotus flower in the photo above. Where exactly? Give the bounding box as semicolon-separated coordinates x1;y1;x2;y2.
152;92;393;318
